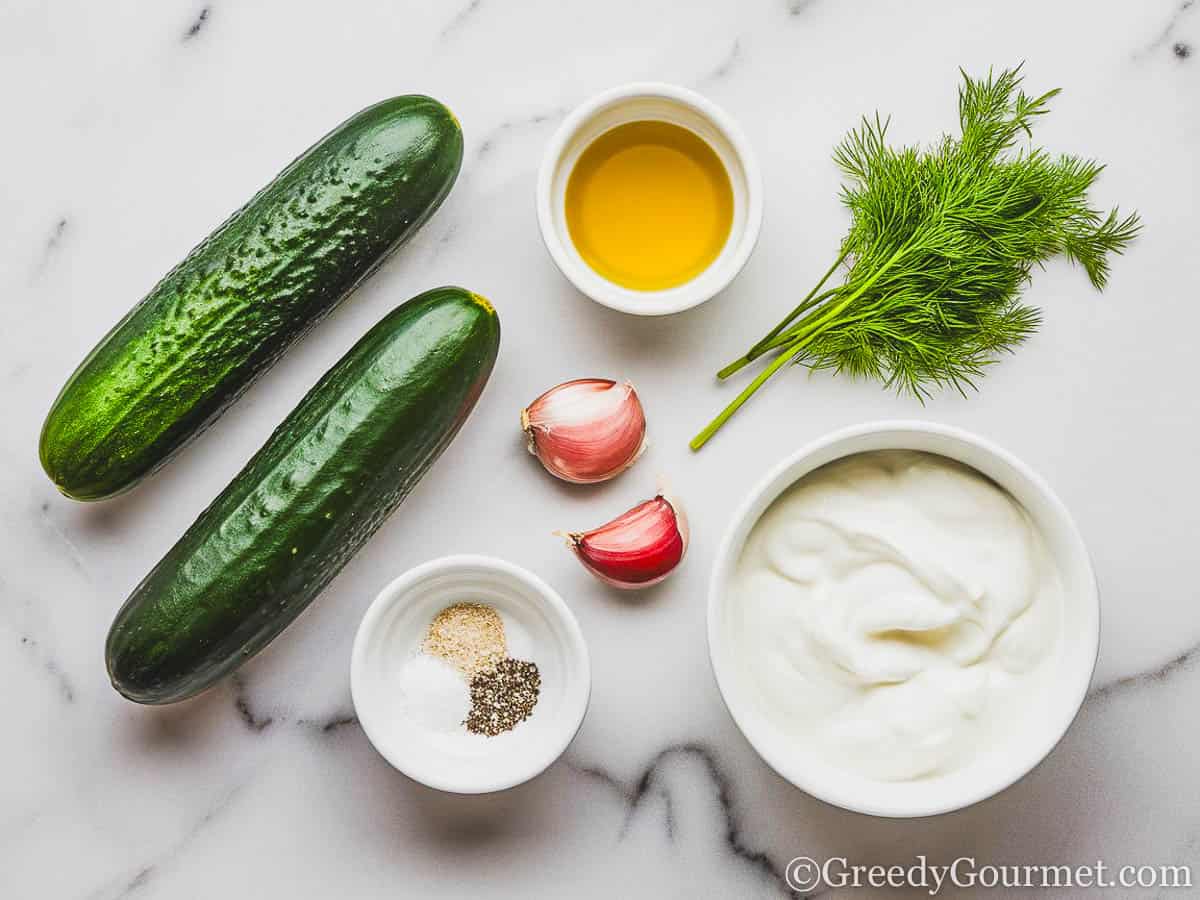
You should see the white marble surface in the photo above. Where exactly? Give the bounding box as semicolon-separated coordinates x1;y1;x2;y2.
3;1;1199;897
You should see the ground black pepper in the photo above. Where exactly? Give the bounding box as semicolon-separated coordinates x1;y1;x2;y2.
465;658;541;736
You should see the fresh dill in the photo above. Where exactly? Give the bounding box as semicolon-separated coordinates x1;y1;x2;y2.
690;65;1140;450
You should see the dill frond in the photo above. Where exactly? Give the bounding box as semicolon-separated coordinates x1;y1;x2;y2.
692;65;1140;450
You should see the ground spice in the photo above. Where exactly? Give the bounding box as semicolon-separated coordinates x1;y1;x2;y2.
423;602;506;678
465;658;541;737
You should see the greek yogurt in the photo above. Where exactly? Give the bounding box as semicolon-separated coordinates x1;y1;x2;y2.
730;450;1064;781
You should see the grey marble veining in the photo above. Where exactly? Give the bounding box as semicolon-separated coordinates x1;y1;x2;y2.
3;0;1199;897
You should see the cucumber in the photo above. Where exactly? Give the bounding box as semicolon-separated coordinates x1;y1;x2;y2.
105;287;499;704
41;95;463;501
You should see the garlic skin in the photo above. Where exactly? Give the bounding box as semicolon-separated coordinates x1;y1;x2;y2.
522;379;646;484
563;494;688;589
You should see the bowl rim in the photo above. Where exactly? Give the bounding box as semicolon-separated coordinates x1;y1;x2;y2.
350;553;591;794
535;80;764;317
706;419;1101;818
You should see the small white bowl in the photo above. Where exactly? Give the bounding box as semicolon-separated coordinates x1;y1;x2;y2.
708;421;1100;818
351;555;590;794
536;82;763;316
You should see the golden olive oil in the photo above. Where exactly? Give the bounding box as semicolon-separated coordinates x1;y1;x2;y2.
565;120;734;291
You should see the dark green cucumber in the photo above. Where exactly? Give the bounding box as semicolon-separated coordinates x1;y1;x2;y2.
40;95;463;501
105;287;499;704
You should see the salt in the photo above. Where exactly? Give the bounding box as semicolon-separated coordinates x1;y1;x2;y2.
395;652;470;733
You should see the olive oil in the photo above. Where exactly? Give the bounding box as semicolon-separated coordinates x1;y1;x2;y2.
565;120;734;291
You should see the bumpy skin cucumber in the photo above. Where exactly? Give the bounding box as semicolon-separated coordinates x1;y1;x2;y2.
105;287;499;704
40;96;463;501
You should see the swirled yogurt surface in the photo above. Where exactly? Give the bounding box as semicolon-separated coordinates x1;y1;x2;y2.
731;450;1063;781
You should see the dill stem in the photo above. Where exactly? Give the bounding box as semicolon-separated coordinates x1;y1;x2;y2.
691;305;832;451
690;339;809;451
716;286;838;379
769;244;911;350
692;245;911;450
716;249;849;380
747;250;848;354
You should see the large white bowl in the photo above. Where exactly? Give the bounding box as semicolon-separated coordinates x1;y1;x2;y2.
536;82;763;316
707;421;1100;818
351;555;590;794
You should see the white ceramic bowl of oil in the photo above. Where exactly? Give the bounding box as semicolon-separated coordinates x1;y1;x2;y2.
537;82;763;316
351;555;591;793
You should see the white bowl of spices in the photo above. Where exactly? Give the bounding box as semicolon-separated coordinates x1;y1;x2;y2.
537;82;763;316
351;555;591;793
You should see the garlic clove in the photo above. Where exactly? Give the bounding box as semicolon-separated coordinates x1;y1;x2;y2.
562;494;687;589
522;378;646;484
